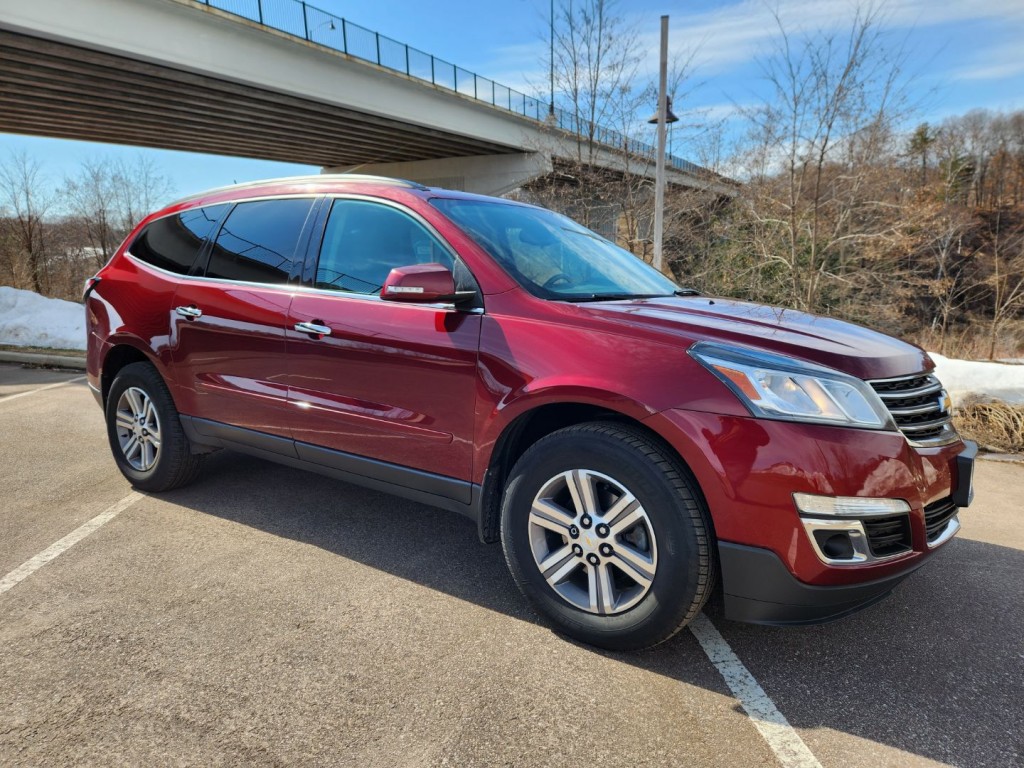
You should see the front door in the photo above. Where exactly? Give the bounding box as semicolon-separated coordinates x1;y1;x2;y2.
286;198;481;492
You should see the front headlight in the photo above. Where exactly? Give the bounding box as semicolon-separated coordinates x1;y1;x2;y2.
689;342;895;430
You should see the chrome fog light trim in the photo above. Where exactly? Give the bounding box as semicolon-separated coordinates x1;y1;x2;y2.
801;518;871;565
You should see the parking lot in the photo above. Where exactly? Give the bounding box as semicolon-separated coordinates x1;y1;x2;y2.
1;361;1021;767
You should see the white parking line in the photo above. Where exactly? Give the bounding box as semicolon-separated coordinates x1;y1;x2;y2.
0;376;86;404
690;613;823;768
0;492;143;596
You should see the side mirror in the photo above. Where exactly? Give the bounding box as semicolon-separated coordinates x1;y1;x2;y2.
380;263;475;305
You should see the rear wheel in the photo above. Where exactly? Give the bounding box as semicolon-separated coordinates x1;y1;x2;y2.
500;422;715;650
105;362;203;492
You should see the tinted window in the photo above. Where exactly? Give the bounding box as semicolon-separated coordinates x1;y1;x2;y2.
130;205;227;275
205;198;314;284
315;199;469;294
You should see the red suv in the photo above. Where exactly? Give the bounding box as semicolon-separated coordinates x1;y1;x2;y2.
85;175;975;650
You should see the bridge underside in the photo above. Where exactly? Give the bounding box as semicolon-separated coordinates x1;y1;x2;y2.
0;30;518;167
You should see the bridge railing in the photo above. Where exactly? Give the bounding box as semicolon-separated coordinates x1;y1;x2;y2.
194;0;706;175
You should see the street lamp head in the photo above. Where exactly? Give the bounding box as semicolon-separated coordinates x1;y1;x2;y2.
647;96;679;125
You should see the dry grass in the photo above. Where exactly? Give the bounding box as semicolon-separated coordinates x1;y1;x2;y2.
911;321;1024;361
955;399;1024;453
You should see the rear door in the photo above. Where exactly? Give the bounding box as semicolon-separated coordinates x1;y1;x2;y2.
170;197;319;440
286;197;482;492
114;203;230;390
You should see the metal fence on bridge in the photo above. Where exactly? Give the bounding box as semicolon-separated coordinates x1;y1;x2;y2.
194;0;704;175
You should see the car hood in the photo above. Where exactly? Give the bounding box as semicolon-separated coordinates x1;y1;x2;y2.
576;296;931;381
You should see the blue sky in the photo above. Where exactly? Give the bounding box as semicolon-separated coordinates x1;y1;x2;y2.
3;0;1023;203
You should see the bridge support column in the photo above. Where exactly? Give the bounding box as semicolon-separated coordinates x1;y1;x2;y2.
324;152;553;196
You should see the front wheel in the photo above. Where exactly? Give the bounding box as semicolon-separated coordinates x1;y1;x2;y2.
105;361;203;492
500;422;716;650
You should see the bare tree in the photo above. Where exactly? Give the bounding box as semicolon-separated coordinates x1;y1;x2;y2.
64;155;173;269
0;151;55;293
64;159;119;269
986;208;1024;359
527;0;716;259
897;200;979;353
737;3;912;314
551;0;643;164
111;155;173;234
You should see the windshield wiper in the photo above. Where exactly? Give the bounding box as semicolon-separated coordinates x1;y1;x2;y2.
675;288;701;296
561;293;671;303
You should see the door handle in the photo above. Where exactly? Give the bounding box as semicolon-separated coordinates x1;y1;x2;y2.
294;321;332;337
175;305;202;319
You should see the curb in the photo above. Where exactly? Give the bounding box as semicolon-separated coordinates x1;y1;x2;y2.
978;452;1024;464
0;350;87;370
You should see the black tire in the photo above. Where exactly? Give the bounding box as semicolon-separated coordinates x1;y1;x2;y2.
105;361;203;492
500;422;716;651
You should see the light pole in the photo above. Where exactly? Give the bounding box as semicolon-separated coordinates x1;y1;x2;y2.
548;0;556;124
650;15;671;273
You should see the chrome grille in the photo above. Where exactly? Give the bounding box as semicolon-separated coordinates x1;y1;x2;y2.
869;372;957;446
923;497;959;543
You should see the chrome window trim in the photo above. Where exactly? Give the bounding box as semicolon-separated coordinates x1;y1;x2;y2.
124;249;483;315
133;193;316;231
125;251;482;314
125;192;485;314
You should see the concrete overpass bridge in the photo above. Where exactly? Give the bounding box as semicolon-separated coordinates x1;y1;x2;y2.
0;0;731;196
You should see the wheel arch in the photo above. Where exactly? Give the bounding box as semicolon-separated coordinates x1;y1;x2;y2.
476;397;712;547
100;337;170;408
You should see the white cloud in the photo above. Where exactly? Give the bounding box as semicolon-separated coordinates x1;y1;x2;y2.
632;0;1024;79
684;102;756;122
953;36;1024;82
474;0;1024;129
475;41;550;95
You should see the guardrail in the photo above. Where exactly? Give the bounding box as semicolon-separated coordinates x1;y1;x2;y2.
194;0;705;175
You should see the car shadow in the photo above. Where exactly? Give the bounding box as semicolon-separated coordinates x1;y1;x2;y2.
161;450;1023;768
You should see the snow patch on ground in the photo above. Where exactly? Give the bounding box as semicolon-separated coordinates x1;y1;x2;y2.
0;287;86;351
931;353;1024;405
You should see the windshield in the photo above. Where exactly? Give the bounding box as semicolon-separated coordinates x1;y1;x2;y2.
430;198;679;301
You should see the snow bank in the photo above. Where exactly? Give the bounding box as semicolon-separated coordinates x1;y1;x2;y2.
0;286;86;351
931;353;1024;406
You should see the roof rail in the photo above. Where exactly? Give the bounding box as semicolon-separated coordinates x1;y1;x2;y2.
170;173;427;206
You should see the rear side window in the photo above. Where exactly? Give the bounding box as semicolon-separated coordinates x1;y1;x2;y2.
205;198;315;284
315;199;465;294
130;205;228;275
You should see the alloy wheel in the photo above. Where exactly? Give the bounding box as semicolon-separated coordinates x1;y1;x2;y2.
114;386;162;472
528;469;658;615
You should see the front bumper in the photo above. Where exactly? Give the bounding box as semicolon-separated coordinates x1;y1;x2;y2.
718;541;930;624
644;408;973;587
718;440;973;624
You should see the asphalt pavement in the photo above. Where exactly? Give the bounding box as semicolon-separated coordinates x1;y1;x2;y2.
0;362;1021;767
